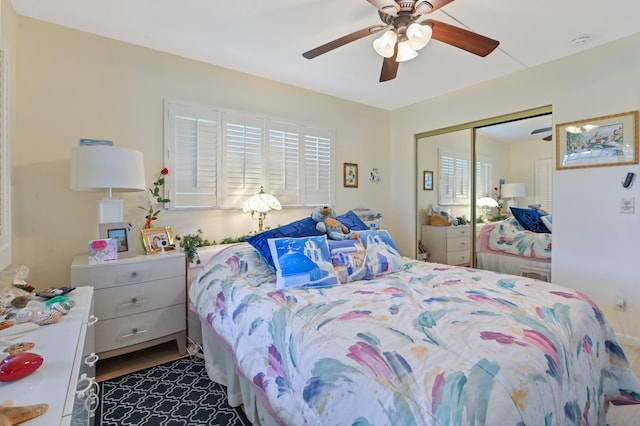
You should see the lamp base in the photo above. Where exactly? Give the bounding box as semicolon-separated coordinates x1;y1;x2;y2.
506;199;518;209
99;198;123;224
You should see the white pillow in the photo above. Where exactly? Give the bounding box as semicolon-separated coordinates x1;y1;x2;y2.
541;214;552;233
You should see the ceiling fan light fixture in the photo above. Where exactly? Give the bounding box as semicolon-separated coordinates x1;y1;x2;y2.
373;30;398;58
406;23;432;51
395;40;418;62
414;0;434;14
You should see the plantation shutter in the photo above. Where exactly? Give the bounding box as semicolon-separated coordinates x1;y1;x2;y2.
221;113;264;207
439;150;470;205
535;158;553;211
475;157;493;198
166;102;218;208
267;120;300;206
303;128;333;206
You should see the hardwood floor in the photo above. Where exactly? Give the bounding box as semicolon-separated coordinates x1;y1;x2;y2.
607;344;640;425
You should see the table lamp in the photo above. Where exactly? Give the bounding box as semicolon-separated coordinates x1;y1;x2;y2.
243;186;282;232
477;197;499;221
501;183;526;209
70;146;146;224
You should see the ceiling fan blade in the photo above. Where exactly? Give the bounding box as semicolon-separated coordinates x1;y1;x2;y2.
415;0;454;14
542;135;552;141
424;19;499;57
379;47;399;82
303;25;385;59
366;0;400;16
531;127;553;135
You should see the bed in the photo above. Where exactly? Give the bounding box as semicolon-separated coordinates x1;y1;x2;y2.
189;238;640;425
476;216;552;278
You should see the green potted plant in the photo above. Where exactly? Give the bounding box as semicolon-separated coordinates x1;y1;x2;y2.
176;229;212;264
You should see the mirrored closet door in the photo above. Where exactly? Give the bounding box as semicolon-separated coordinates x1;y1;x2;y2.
416;107;553;275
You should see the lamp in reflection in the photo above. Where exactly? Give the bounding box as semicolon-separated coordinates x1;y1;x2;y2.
501;183;526;209
477;197;499;221
243;186;282;232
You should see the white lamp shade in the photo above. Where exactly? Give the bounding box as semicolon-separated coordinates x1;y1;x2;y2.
70;146;146;192
407;23;432;51
501;183;526;198
395;40;418;62
477;197;499;208
373;30;397;58
243;191;282;213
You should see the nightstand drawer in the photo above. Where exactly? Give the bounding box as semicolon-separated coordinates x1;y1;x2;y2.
446;249;471;265
95;304;185;353
446;226;470;239
94;276;185;320
71;254;184;289
447;236;470;251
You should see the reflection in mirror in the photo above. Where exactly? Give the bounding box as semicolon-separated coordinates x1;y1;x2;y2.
415;110;553;280
475;114;553;278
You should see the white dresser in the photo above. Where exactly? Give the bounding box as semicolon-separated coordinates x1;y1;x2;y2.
70;252;186;360
421;225;471;266
5;286;98;425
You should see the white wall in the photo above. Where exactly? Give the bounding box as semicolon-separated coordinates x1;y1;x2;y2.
389;33;640;342
11;17;391;287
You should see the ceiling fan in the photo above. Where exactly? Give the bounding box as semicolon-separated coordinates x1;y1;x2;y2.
531;127;553;141
302;0;500;82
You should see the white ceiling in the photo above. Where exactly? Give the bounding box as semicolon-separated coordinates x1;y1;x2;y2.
10;0;640;112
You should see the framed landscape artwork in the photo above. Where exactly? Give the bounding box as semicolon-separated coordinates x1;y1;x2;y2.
556;111;638;170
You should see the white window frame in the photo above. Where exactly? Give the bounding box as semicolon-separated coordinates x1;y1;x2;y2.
439;149;470;205
164;100;334;209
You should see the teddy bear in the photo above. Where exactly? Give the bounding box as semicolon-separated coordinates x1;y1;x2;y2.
311;206;358;241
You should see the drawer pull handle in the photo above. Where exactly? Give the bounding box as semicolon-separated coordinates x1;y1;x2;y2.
119;298;145;308
87;315;98;326
121;328;148;339
458;242;466;247
131;272;138;277
85;352;99;367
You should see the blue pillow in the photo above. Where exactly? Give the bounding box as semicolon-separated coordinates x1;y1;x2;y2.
510;207;550;234
247;210;370;269
358;230;404;276
268;236;339;289
328;239;370;283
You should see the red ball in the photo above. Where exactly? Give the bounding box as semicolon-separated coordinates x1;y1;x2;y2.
0;352;44;382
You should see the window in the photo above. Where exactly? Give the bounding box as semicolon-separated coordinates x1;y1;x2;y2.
535;158;553;211
439;149;470;205
164;100;334;209
475;156;493;198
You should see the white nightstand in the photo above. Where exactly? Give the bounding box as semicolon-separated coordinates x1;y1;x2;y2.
421;225;471;266
70;251;186;376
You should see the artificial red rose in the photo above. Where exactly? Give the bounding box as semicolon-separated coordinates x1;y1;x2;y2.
161;168;169;175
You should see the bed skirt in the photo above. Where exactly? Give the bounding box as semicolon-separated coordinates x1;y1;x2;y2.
476;251;550;277
201;321;279;426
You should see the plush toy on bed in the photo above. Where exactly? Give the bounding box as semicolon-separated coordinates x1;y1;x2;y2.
311;206;359;241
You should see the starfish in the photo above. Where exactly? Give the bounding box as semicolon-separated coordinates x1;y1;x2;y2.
0;403;48;426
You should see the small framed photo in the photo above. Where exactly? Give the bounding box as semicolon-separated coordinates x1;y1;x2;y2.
423;170;433;190
99;222;135;259
344;162;358;188
141;226;176;254
556;110;638;170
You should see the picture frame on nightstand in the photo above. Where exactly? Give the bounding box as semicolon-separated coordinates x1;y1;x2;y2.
141;226;176;254
99;221;135;258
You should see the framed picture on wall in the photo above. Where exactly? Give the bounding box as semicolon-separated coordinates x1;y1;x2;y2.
99;222;135;258
556;110;638;170
344;163;358;188
423;170;433;190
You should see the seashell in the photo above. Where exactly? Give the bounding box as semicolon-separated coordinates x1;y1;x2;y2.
15;308;36;323
33;310;62;326
2;342;35;354
10;296;30;309
0;352;44;382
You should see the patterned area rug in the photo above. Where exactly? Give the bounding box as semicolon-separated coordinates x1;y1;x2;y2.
98;356;252;426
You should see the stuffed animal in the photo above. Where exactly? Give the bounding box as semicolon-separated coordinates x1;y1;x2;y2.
311;206;358;241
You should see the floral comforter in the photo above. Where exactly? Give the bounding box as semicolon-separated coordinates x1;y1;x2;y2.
189;243;639;425
486;217;552;260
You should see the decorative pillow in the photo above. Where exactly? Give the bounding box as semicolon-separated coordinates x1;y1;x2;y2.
358;230;404;276
328;239;370;283
541;214;552;233
247;210;370;269
268;235;340;289
510;207;550;234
